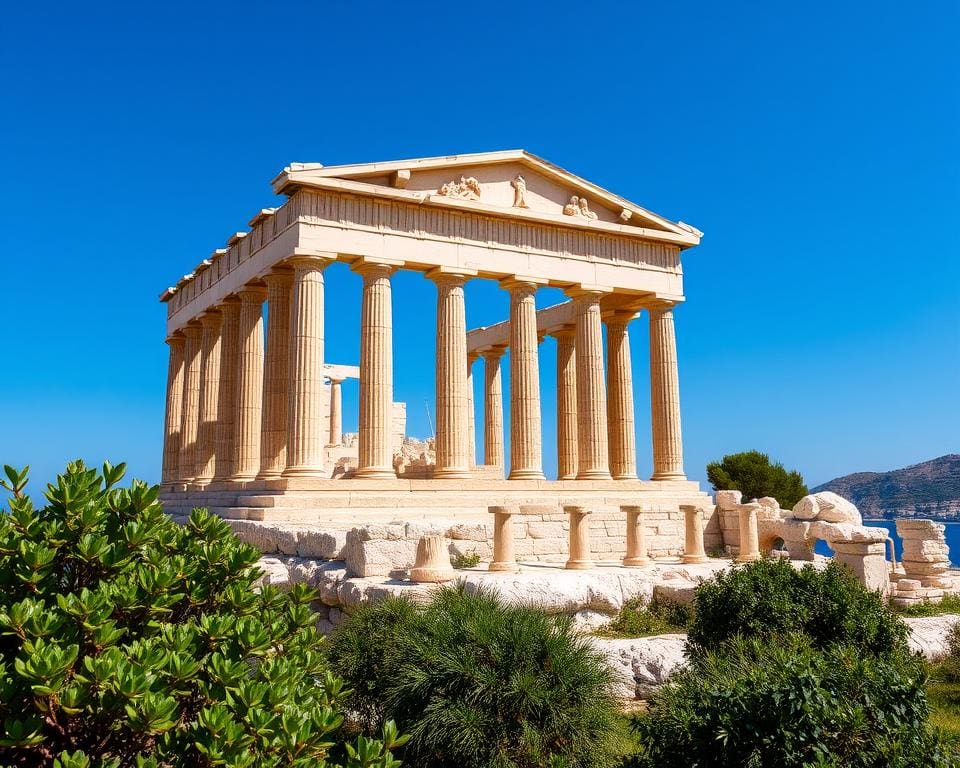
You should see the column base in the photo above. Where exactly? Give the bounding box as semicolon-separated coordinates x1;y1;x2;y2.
651;471;687;481
682;554;710;564
576;470;612;480
623;556;651;567
230;474;258;483
557;472;578;480
282;466;326;478
255;470;284;481
508;469;546;480
355;467;398;479
565;559;596;570
488;561;519;573
613;473;639;481
434;468;473;479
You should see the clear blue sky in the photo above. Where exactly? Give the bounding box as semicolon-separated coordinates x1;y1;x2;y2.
1;1;957;494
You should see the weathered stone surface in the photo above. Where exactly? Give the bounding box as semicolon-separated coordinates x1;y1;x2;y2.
792;491;862;525
715;490;742;511
344;529;419;577
256;556;291;586
589;635;688;698
904;615;960;659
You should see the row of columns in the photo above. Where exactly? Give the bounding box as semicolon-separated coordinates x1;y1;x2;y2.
162;255;686;485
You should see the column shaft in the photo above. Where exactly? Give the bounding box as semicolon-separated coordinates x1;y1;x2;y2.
649;304;685;480
553;327;578;480
571;291;610;479
356;262;395;478
177;323;203;482
213;298;241;482
258;270;293;479
161;333;186;484
481;348;505;469
195;312;223;485
606;313;638;479
328;379;343;446
467;353;477;468
232;286;267;481
284;256;332;477
433;272;471;478
505;279;544;480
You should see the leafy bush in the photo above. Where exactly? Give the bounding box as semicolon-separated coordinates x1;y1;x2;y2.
596;595;692;638
0;461;404;768
451;549;481;569
688;558;909;657
630;636;952;768
893;592;960;618
706;450;808;509
328;586;624;768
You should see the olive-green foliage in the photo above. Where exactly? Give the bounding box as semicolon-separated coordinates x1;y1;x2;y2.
706;450;808;509
328;586;623;768
450;549;481;569
687;558;909;657
630;636;953;768
893;592;960;618
0;461;405;768
596;596;692;639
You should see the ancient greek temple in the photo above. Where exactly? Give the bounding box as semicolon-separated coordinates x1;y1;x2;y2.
159;151;712;526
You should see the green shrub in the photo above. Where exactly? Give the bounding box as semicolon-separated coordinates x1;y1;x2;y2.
893;593;960;618
596;595;692;638
688;558;909;657
328;586;624;768
706;450;808;509
451;549;481;569
629;636;951;768
0;461;405;768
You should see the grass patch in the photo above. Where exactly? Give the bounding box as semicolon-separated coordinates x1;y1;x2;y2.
596;596;693;638
893;593;960;617
927;659;960;747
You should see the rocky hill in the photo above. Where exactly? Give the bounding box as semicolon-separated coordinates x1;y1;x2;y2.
813;454;960;520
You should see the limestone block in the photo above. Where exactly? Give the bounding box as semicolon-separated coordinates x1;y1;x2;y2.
715;490;742;511
902;539;950;558
588;635;688;698
901;561;951;576
256;556;291;586
792;491;862;525
897;519;946;537
897;579;922;592
526;521;568;540
904;615;960;659
571;609;616;633
229;520;300;555
344;530;419;577
297;528;348;559
653;580;698;605
446;521;493;542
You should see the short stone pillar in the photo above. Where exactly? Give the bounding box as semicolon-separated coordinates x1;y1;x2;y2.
680;504;709;564
622;505;651;567
409;535;455;583
564;505;595;570
488;505;519;573
832;539;890;595
736;503;761;563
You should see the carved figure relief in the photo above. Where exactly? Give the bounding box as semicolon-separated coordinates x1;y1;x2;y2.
562;194;598;220
511;174;529;208
438;175;482;201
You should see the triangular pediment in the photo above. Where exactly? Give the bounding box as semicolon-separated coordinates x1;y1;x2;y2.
271;150;701;246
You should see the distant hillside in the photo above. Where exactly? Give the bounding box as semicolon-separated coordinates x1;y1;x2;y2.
813;454;960;520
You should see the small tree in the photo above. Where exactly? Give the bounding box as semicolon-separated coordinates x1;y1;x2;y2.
0;461;405;768
706;450;808;509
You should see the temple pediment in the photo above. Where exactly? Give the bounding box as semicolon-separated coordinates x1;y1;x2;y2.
271;150;702;246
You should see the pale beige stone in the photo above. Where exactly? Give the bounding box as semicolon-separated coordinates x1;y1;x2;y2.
212;297;241;482
327;378;343;446
570;289;611;480
622;505;650;567
194;311;223;485
161;333;185;483
489;505;519;572
467;352;478;467
258;270;293;479
605;311;638;480
481;346;506;470
233;286;267;481
432;269;472;479
649;304;685;480
355;260;397;478
504;278;545;480
551;325;578;480
792;491;862;525
565;505;595;570
681;504;709;564
409;535;455;583
178;322;203;482
736;503;761;562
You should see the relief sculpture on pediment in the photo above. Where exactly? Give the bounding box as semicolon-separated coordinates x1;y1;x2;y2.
511;174;530;208
562;194;598;220
438;175;482;201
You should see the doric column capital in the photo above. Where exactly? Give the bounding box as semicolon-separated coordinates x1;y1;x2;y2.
427;265;476;286
286;250;337;270
237;284;268;303
165;331;186;347
218;295;241;315
198;310;222;329
547;323;576;340
351;256;403;278
500;275;547;294
603;309;640;326
262;267;294;288
564;284;612;301
478;343;507;361
646;299;680;316
182;321;203;339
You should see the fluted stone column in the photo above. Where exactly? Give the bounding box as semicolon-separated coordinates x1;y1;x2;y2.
481;346;505;469
552;325;578;480
504;278;544;480
564;505;595;570
258;269;293;479
467;353;477;468
488;505;518;572
570;289;610;480
284;255;333;477
327;378;343;446
736;503;762;563
432;270;471;479
606;311;638;480
194;311;223;486
213;297;241;482
177;322;203;483
161;333;186;484
681;504;709;563
355;261;396;478
649;303;685;480
232;286;267;481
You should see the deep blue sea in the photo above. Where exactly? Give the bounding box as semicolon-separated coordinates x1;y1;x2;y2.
813;520;960;566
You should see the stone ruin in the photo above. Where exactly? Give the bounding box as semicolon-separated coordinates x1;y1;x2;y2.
891;520;959;606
